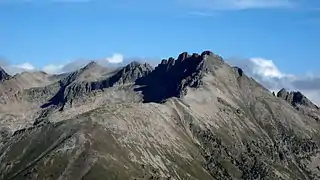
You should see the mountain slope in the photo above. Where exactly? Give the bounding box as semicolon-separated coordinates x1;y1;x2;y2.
0;51;320;180
0;70;62;132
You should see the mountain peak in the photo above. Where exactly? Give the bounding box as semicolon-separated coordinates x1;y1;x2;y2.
201;50;214;57
81;61;99;70
177;52;190;62
135;51;222;103
0;67;11;81
277;88;318;109
111;61;153;85
277;88;288;95
126;60;152;69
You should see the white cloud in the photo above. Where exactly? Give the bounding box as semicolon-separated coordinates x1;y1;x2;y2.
105;53;124;64
13;62;35;71
42;64;64;74
250;58;284;78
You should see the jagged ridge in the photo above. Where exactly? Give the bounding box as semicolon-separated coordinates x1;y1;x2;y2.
135;51;222;103
277;88;318;109
41;61;153;111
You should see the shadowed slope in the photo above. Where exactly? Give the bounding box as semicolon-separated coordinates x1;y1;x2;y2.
135;51;223;103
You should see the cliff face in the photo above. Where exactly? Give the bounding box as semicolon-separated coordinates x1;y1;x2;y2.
0;51;320;180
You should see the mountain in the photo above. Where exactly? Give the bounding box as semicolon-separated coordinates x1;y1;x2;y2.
0;51;320;180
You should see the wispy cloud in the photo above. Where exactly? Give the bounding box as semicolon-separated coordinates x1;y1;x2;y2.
180;0;295;10
41;53;125;74
0;53;125;75
188;11;215;17
0;61;36;74
50;0;92;3
0;0;91;4
13;62;35;71
42;64;64;74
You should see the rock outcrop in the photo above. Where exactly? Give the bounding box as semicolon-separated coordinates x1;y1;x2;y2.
109;61;153;86
277;88;318;109
0;67;11;81
135;51;221;103
277;88;320;122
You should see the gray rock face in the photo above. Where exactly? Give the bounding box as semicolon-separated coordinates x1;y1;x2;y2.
110;61;153;85
277;88;320;122
0;51;320;180
277;88;318;109
0;67;11;81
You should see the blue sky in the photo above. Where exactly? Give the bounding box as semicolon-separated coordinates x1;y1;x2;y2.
0;0;319;75
1;0;320;104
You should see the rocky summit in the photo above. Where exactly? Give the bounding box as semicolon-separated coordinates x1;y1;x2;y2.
0;67;11;82
0;51;320;180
